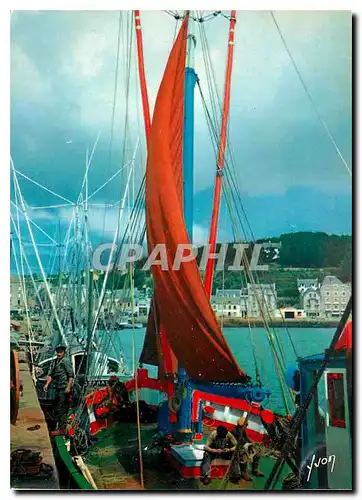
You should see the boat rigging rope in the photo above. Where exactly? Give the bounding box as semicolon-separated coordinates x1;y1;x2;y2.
197;79;286;358
196;42;295;414
197;22;300;362
270;10;351;177
11;161;67;347
101;11;123;242
246;320;262;387
197;17;305;363
13;169;74;205
164;10;223;23
264;295;352;490
10;212;36;376
196;25;301;363
129;261;145;489
10;217;54;348
73;177;147;421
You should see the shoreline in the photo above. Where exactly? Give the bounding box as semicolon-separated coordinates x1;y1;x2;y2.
136;316;339;329
217;319;340;328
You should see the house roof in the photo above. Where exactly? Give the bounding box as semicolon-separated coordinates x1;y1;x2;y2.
297;279;318;286
216;289;246;297
212;296;243;305
247;283;276;292
321;275;343;286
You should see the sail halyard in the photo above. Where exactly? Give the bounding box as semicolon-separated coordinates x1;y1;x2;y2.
204;10;237;299
143;14;247;382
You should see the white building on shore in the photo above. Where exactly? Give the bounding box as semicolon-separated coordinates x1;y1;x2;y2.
300;288;322;318
211;289;248;318
211;284;277;319
247;283;277;319
297;275;351;319
320;276;351;319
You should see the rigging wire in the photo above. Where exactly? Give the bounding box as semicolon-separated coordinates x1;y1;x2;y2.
10;195;36;377
164;10;223;23
129;261;145;489
101;11;123;242
11;159;67;347
199;83;293;411
198;17;298;362
196;30;295;411
270;10;351;177
10;216;54;346
14;169;74;205
197;19;300;362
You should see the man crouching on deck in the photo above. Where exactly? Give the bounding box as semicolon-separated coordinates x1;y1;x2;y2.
231;417;265;481
200;425;240;485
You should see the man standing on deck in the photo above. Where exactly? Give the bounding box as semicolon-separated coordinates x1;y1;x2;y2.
44;345;74;435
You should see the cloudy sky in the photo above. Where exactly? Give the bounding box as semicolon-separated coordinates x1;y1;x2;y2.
10;10;352;271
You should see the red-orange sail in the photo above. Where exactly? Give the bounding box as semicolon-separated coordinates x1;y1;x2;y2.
140;296;178;378
141;17;247;383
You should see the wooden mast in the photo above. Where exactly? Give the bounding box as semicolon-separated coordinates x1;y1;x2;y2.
134;10;151;143
204;11;237;298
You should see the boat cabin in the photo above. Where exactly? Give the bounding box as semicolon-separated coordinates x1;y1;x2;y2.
298;322;352;490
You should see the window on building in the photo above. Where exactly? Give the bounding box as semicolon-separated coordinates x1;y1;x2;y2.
326;291;330;296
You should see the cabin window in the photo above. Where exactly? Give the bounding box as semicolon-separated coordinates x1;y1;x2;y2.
107;359;119;373
74;354;88;377
327;373;346;428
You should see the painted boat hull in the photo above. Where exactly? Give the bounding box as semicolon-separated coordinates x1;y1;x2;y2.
85;369;271;444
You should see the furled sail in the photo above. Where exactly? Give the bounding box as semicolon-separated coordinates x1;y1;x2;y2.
141;16;247;382
140;296;178;379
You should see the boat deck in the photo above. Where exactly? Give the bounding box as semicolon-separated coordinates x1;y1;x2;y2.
85;422;289;491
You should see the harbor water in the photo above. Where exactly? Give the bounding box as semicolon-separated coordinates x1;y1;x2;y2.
112;327;335;414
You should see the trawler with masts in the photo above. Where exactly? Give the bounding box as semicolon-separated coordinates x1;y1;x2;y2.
10;10;352;491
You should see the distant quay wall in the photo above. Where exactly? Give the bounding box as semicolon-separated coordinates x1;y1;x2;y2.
137;316;339;328
218;318;339;328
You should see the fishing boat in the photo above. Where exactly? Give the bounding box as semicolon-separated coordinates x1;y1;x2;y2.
45;10;291;490
10;9;352;491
